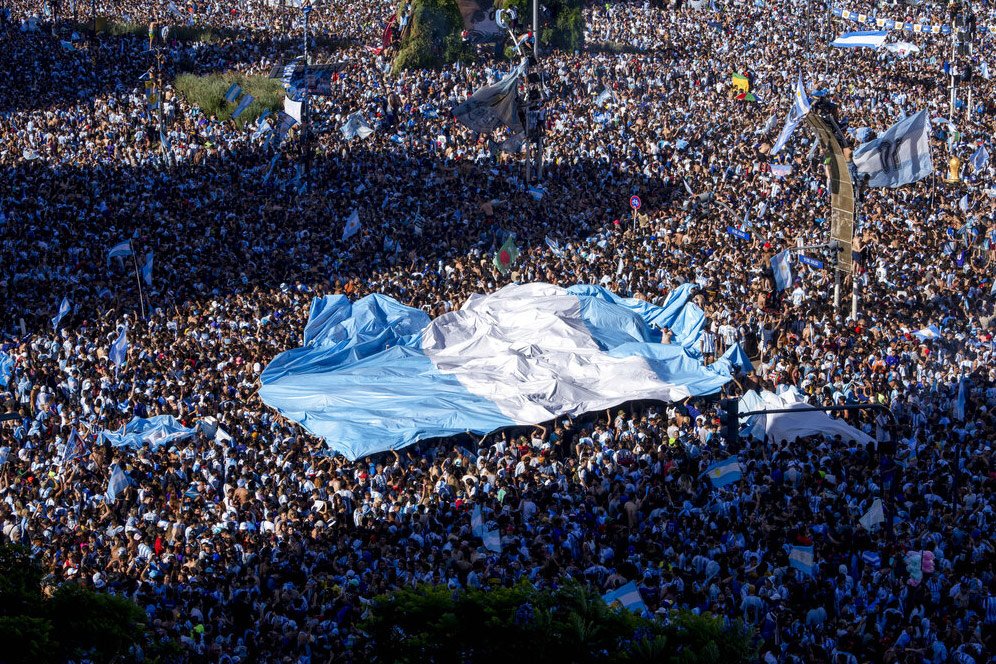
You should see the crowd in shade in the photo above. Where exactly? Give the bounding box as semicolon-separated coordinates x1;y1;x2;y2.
1;0;995;660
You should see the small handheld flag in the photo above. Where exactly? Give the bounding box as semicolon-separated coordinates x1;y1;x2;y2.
788;545;815;575
493;236;519;274
107;240;133;266
703;455;742;487
342;210;362;242
142;252;154;287
109;326;128;369
52;296;71;330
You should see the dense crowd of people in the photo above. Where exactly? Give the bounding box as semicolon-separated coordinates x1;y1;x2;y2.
1;0;995;661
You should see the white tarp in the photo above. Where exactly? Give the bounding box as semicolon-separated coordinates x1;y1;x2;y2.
739;389;874;444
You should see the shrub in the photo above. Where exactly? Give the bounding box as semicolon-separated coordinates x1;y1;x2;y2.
393;0;469;72
174;72;284;127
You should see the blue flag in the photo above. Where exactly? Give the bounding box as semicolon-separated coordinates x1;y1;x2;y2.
109;326;128;368
142;252;154;287
771;74;811;155
0;352;13;387
51;296;71;330
231;93;255;120
105;464;130;502
970;145;989;172
224;82;242;103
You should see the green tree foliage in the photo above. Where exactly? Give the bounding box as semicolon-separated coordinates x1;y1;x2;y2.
360;581;756;663
174;72;284;127
0;543;152;664
393;0;470;72
500;0;585;52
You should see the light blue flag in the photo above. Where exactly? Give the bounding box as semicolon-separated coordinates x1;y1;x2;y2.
109;326;128;368
958;194;969;213
703;455;742;487
482;528;502;553
105;464;130;502
231;93;254;120
99;415;195;451
771;250;793;291
852;110;933;188
471;504;484;537
970;145;989;172
603;581;647;613
51;296;71;330
0;352;13;387
771;74;811;155
259;284;736;460
106;240;133;266
954;378;967;421
789;545;815;575
224;82;242;103
142;252;153;286
545;236;564;257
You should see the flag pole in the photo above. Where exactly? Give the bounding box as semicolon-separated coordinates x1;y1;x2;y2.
131;251;147;319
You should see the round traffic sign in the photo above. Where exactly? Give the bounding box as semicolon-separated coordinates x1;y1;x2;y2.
629;195;642;210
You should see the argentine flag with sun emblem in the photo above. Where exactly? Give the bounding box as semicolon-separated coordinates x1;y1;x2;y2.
260;282;748;459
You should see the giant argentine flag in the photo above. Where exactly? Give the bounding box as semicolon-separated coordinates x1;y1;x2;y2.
852;110;933;188
260;283;744;459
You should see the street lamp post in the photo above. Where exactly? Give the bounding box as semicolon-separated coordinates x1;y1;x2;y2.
301;3;312;194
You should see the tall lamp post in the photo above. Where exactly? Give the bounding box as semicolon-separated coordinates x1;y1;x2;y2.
301;2;312;194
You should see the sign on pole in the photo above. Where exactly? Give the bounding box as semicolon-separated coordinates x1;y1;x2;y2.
726;226;751;241
798;254;825;269
629;195;641;231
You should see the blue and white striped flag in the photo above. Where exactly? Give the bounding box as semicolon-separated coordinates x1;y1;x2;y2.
852;110;933;188
545;236;564;257
142;252;154;287
231;93;254;120
106;240;133;266
789;545;815;575
831;30;888;49
703;455;742;487
771;250;793;291
771;74;811;155
109;326;128;369
105;464;130;502
862;551;881;567
52;296;71;330
603;581;647;613
224;82;242;103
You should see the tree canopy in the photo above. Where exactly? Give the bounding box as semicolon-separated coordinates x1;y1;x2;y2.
360;581;757;663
